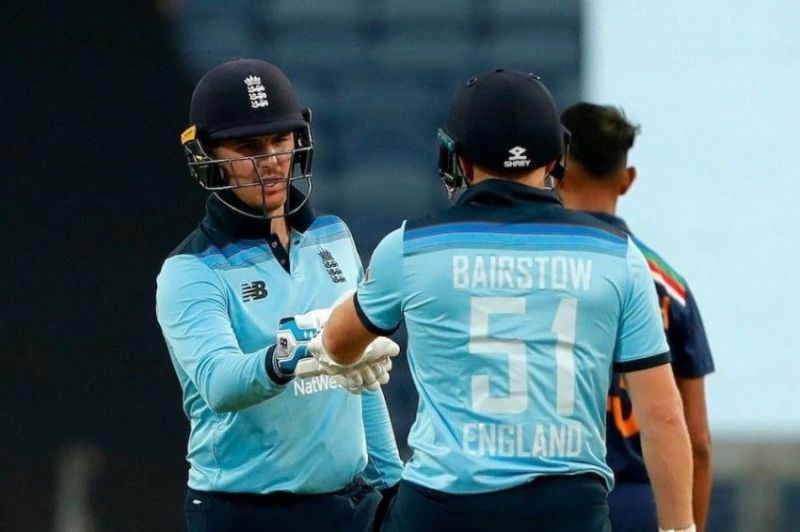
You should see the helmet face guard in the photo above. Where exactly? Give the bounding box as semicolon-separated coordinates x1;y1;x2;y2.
437;128;465;200
182;58;316;220
181;115;315;219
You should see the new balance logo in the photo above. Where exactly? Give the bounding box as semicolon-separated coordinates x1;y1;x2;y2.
241;280;268;302
504;146;531;168
244;75;268;109
318;248;347;284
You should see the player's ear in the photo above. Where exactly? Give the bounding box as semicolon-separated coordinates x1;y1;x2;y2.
619;166;636;196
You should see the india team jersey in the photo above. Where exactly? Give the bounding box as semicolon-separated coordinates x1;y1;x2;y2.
593;213;715;483
156;195;401;494
354;180;670;494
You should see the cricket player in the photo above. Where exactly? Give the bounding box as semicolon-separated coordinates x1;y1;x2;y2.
559;102;715;532
156;58;402;532
296;69;696;531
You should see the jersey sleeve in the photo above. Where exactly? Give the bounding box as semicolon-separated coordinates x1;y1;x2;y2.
668;286;715;378
360;388;403;489
353;225;406;335
156;255;285;413
341;218;366;284
614;242;672;372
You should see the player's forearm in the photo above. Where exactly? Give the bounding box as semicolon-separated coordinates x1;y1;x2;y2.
361;389;403;489
676;376;713;532
691;437;712;532
197;349;284;413
640;414;694;529
625;365;695;529
323;297;377;365
322;330;366;365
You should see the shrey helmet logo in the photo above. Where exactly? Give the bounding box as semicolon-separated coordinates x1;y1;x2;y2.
244;75;268;109
504;146;531;168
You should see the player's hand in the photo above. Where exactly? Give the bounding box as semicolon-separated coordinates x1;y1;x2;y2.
271;290;352;379
331;337;398;394
270;309;331;380
297;335;400;394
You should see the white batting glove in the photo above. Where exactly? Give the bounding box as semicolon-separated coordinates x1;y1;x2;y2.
291;308;332;330
331;337;398;393
295;334;400;394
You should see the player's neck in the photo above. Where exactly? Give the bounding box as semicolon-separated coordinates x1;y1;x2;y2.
515;172;548;189
561;183;618;215
270;216;291;249
471;167;548;189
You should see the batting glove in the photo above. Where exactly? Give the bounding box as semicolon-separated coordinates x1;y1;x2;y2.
268;309;331;381
296;334;400;394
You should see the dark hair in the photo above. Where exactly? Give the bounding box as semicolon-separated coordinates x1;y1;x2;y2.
561;103;640;177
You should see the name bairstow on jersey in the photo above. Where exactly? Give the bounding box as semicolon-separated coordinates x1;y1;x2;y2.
453;255;592;290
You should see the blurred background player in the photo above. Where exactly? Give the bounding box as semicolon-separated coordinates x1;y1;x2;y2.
559;102;715;532
155;58;402;532
302;69;695;531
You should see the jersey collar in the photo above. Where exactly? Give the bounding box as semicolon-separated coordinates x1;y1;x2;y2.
456;179;562;207
206;187;315;239
586;212;632;234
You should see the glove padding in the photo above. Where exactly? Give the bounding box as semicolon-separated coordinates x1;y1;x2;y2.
296;334;400;394
276;302;400;394
272;309;332;379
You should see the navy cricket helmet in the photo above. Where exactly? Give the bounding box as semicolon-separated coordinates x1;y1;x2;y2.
438;69;570;198
180;58;314;219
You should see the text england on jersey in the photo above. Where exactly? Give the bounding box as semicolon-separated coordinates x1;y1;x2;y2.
462;422;583;458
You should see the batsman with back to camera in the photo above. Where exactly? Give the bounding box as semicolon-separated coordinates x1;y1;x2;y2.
559;102;715;532
293;69;696;531
155;58;402;532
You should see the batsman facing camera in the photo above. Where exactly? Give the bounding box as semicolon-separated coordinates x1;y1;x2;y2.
157;57;403;531
180;58;314;219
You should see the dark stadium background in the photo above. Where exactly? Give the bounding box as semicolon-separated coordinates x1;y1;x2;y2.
2;1;794;530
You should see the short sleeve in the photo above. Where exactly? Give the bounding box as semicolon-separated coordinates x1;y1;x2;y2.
614;242;671;373
353;225;406;335
669;286;715;378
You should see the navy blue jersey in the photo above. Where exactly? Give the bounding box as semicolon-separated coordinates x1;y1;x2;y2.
355;181;670;494
592;213;715;483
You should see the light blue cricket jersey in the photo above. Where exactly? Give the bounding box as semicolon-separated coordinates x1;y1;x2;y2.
156;193;401;494
354;180;669;494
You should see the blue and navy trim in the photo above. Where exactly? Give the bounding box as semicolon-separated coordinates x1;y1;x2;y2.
168;188;335;273
354;293;400;336
404;222;627;257
614;351;672;373
402;180;629;257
